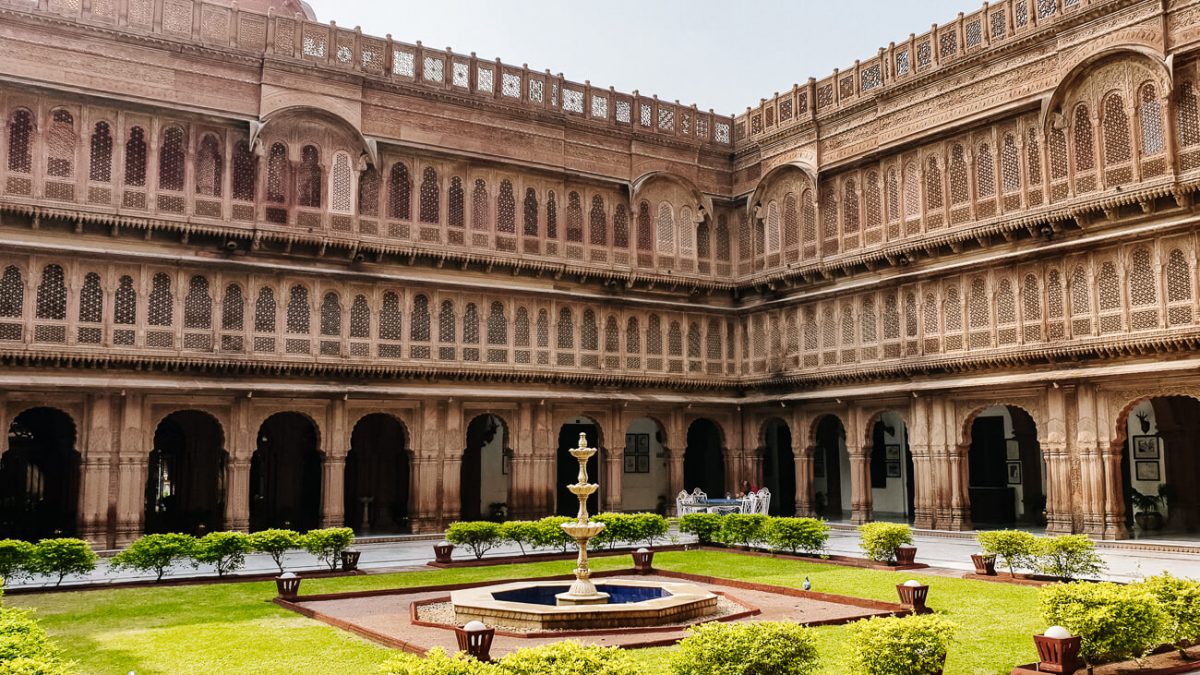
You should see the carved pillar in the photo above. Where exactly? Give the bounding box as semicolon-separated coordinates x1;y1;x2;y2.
1075;384;1106;537
409;400;443;532
667;449;684;513
78;394;113;546
508;401;537;520
605;445;624;513
320;399;347;528
909;396;935;530
847;444;872;524
440;399;463;527
794;446;814;517
223;397;253;533
1096;389;1127;539
114;394;149;546
1043;386;1073;534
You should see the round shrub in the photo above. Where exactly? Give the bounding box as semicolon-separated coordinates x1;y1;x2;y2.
302;527;356;571
679;513;723;545
111;533;197;582
858;522;913;563
445;522;504;560
0;540;35;584
1040;581;1165;665
379;647;495;675
531;517;574;553
194;531;251;577
669;620;819;675
1139;573;1200;651
629;513;669;546
249;529;302;573
847;614;957;675
976;530;1038;577
1035;535;1105;581
493;641;637;675
718;514;768;548
28;539;97;587
0;605;73;673
498;521;540;556
765;517;830;555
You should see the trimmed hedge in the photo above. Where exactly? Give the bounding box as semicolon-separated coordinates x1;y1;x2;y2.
976;530;1038;578
669;620;819;675
110;533;197;581
717;514;769;548
1040;581;1164;665
847;614;957;675
678;513;723;545
27;539;97;587
379;642;636;675
857;522;912;563
301;527;356;571
1034;534;1105;581
765;517;829;555
0;602;74;673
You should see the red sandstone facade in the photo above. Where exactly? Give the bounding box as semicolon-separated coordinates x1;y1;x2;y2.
1;0;1199;547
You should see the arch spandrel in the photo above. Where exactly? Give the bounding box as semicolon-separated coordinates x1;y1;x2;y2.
747;160;818;219
956;398;1047;448
1103;385;1200;449
251;105;376;167
629;172;713;219
1040;48;1172;135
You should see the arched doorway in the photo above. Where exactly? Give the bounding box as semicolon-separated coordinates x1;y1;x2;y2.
621;417;670;515
866;412;914;522
145;410;226;534
557;418;601;516
345;414;410;533
812;415;845;520
461;414;508;521
683;419;724;498
1119;396;1200;535
966;405;1044;527
0;407;80;539
761;418;795;515
249;412;322;531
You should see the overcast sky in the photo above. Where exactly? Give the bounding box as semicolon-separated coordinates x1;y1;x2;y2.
312;0;977;115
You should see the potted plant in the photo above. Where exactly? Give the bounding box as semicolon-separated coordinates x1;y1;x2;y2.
1131;489;1164;531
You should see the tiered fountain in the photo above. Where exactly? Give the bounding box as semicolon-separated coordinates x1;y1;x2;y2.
451;433;718;630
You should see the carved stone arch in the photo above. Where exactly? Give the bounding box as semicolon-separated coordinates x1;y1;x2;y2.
860;408;911;449
348;410;412;449
1040;48;1172;134
251;106;377;168
957;399;1047;448
805;411;847;448
630;171;713;220
149;407;229;451
748;161;817;220
1105;386;1200;451
250;408;325;455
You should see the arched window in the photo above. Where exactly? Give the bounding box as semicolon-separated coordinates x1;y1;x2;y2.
556;307;574;349
183;276;211;329
716;215;731;262
546;190;558;239
1098;262;1120;312
820;185;838;244
496;179;515;233
158;126;186;191
232;141;257;202
566;192;583;242
79;272;103;324
356;167;381;216
320;292;340;336
89;122;113;183
1129;247;1156;306
46;110;76;179
438;300;455;344
1023;274;1042;341
419;167;439;223
536;309;550;349
924;156;943;210
388;162;411;219
655;201;674;254
903;162;920;217
1070;265;1091;318
842;180;859;235
1102;94;1131;166
254;287;276;333
1073;104;1095;172
948;145;968;206
125;126;147;187
976;143;995;199
637;202;652;251
222;284;243;331
582;310;599;352
783;192;799;252
605;316;620;354
6;109;33;174
1179;82;1200;150
329;152;353;214
286;285;310;334
463;303;480;348
886;168;900;223
296;145;321;208
968;277;988;329
148;273;173;327
679;207;695;259
613;203;628;248
1001;134;1020;194
765;201;781;254
350;295;370;339
646;314;662;356
471;179;489;230
447;176;464;227
196;135;223;197
1027;128;1044;185
696;220;710;260
626;317;641;356
522;188;538;236
589;195;607;245
1139;83;1165;157
114;276;136;327
266;142;288;203
35;265;67;320
410;294;430;342
1167;249;1192;303
996;279;1015;328
380;292;402;341
514;307;531;348
487;302;507;345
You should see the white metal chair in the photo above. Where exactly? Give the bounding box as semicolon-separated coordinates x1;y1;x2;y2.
755;488;771;515
740;494;758;514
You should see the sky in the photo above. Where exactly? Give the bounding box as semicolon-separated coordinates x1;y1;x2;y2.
308;0;977;116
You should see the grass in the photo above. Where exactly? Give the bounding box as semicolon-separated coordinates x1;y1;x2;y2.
7;551;1042;674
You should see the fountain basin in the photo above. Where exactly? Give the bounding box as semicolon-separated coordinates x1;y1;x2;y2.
451;579;718;630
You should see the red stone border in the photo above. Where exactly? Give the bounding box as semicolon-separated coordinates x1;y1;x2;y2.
1010;644;1200;674
694;544;930;571
4;567;363;596
426;544;689;568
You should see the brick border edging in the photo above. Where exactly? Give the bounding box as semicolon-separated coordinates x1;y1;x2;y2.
426;544;690;568
691;544;930;571
276;567;912;653
3;567;364;596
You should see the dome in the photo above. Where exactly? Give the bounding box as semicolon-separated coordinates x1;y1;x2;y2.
208;0;317;20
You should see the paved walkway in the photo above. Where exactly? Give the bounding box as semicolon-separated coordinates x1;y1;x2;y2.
7;528;1199;590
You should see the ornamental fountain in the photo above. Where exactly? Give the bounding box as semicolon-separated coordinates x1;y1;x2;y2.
449;432;719;629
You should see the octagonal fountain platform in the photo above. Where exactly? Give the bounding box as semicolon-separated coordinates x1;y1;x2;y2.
451;578;719;630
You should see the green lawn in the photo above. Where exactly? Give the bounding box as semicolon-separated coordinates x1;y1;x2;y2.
8;551;1043;674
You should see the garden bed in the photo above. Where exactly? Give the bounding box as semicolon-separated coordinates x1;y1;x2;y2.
1010;644;1200;674
2;566;364;596
695;544;930;571
427;543;688;568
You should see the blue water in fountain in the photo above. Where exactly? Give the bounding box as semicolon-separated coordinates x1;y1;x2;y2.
492;584;671;606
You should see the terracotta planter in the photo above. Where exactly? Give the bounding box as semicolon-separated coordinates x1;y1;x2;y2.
1033;634;1082;674
632;548;655;575
275;574;301;600
971;553;997;576
433;541;455;564
340;550;361;572
896;582;930;614
894;545;918;566
1136;511;1164;531
454;623;495;662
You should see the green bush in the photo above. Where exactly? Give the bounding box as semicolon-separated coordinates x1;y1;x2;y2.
498;521;540;556
847;614;957;675
588;513;623;550
1040;581;1164;665
1035;535;1105;581
248;529;302;573
379;647;494;675
679;513;723;545
718;514;768;548
1138;573;1200;652
493;640;638;675
111;533;197;582
445;522;504;560
765;517;830;555
858;522;913;563
587;513;669;550
530;517;574;553
629;513;669;546
976;530;1038;578
302;527;356;571
193;532;251;577
669;620;820;675
0;541;35;584
0;605;74;673
28;539;97;587
0;657;75;675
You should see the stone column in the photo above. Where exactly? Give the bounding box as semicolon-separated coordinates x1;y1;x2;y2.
113;394;149;546
1096;390;1127;539
908;396;933;529
507;402;537;520
1075;384;1107;537
409;401;443;532
847;444;872;524
794;446;814;516
319;456;346;528
667;449;684;513
1042;385;1072;534
440;399;463;526
223;458;252;532
532;403;554;516
78;394;113;546
605;445;624;512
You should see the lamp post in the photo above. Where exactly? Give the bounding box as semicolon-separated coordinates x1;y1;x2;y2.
1033;625;1082;674
433;540;455;564
895;579;930;614
454;620;495;662
632;547;655;574
275;571;301;600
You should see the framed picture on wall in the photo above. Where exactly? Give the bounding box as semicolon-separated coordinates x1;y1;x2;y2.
502;453;511;475
813;450;826;478
1007;462;1022;485
1132;436;1159;460
624;455;637;472
885;445;901;460
624;433;650;473
1135;461;1161;481
885;461;901;478
1006;439;1020;461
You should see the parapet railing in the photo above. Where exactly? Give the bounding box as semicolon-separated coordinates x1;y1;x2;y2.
4;0;733;148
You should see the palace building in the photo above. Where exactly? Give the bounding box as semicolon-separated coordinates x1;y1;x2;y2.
1;0;1199;548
